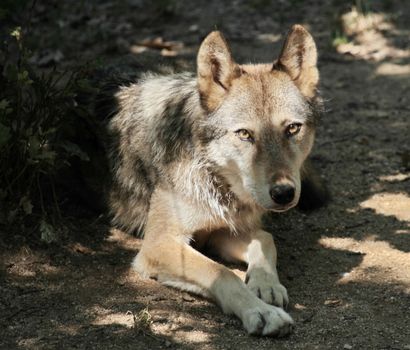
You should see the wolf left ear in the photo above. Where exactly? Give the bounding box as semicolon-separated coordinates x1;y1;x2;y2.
197;31;241;112
274;25;319;99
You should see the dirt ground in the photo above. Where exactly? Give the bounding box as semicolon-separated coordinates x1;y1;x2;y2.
1;0;410;349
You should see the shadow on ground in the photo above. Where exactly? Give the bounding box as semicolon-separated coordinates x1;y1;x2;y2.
1;0;409;349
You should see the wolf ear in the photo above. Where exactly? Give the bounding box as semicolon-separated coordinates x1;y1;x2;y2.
274;25;319;99
197;31;240;112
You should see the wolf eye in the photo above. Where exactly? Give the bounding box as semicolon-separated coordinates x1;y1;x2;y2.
285;123;302;137
235;129;253;142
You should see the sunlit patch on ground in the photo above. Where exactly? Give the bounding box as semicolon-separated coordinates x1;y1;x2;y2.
4;247;61;278
151;313;213;345
90;304;214;345
379;173;410;183
335;7;410;61
93;312;135;328
1;1;410;348
360;192;410;222
56;324;81;336
17;337;40;348
91;306;134;328
67;242;96;255
395;229;410;235
173;330;211;343
256;33;281;43
376;63;410;76
319;237;410;292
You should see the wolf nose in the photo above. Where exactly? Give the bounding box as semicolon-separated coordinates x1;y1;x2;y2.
270;185;295;205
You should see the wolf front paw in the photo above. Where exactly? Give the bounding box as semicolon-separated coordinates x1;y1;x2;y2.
246;269;289;308
242;303;294;337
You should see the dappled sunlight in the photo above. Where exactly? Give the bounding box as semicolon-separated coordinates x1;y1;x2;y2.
67;242;96;255
336;7;410;62
319;237;410;292
4;247;62;278
172;329;211;344
256;33;281;44
129;37;186;57
342;7;391;35
376;62;410;76
92;307;134;329
7;264;37;277
56;324;81;336
360;192;410;222
89;303;215;345
2;0;410;348
379;172;410;183
150;312;213;345
16;337;41;349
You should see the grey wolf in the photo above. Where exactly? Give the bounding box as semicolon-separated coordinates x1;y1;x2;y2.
103;24;326;336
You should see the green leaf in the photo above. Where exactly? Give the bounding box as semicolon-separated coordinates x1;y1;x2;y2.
20;196;33;214
17;70;33;85
0;100;13;116
18;70;28;80
40;219;59;243
10;26;21;40
0;99;10;110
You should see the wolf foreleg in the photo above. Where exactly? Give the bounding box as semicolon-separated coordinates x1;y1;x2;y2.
133;233;292;336
206;229;289;308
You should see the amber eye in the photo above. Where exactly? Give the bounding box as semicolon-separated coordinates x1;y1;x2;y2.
235;129;254;142
286;123;302;137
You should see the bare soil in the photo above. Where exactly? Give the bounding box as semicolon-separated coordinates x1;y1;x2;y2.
1;1;410;349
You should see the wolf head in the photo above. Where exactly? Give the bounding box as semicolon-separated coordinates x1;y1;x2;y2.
197;25;321;212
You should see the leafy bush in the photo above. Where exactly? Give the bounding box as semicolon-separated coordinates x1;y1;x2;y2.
0;3;97;239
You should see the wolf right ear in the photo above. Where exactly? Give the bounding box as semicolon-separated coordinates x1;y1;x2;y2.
197;31;241;112
274;25;319;99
